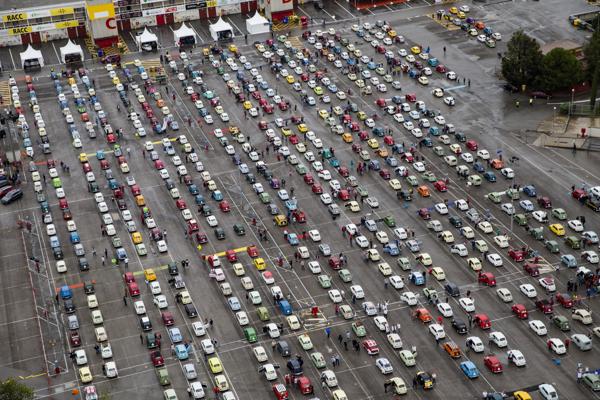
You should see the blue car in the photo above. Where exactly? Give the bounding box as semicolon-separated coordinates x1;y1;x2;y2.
116;248;127;261
367;62;377;70
327;84;338;93
428;58;439;67
383;243;400;256
285;199;297;211
259;81;269;90
523;185;537;197
357;30;365;38
168;327;183;343
328;158;340;168
70;232;80;244
228;297;241;311
460;361;479;379
369;160;381;171
50;235;61;248
560;254;577;268
212;190;223;201
60;285;72;300
189;185;199;195
519;200;534;212
483;172;497;182
372;127;384;136
96;150;105;160
473;162;485;173
175;344;189;360
287;233;299;245
386;157;398;167
108;179;120;190
409;272;424;285
194;195;205;205
279;299;292;315
420;137;432;147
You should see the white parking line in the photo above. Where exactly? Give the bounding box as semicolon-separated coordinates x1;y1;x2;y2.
7;47;16;70
51;42;61;65
226;16;244;37
334;0;356;18
190;24;205;43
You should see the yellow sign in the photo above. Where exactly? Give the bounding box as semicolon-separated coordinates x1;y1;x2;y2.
50;7;74;16
9;26;32;35
55;20;79;29
3;13;27;22
87;3;115;20
207;0;217;6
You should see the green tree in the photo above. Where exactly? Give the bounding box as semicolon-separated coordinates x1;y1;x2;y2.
501;30;543;89
539;48;582;92
0;378;34;400
584;29;600;107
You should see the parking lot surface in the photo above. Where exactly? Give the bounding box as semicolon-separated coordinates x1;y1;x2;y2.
1;1;600;400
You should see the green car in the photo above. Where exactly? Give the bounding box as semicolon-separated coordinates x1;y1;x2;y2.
552;315;570;331
203;90;215;99
552;208;567;220
233;224;246;236
397;257;412;270
421;171;436;182
406;175;419;186
52;177;62;188
146;332;157;349
338;269;352;283
487;192;502;204
243;327;257;343
314;86;323;95
322;149;332;159
217;66;224;75
156;367;170;386
583;373;600;391
259;192;271;204
317;274;332;288
513;214;528;226
545;240;560;253
77;104;86;113
352;321;366;337
383;215;396;227
565;236;581;249
296;163;307;175
506;188;520;200
356;186;369;197
530;227;544;240
310;352;327;369
277;34;287;42
257;307;270;321
136;243;147;256
112;236;122;248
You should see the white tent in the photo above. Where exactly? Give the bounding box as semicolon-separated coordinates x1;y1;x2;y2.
173;23;196;47
20;44;44;69
59;40;84;63
209;17;234;41
136;27;158;51
246;12;270;35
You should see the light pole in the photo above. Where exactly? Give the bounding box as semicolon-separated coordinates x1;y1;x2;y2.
553;106;556;134
570;88;575;115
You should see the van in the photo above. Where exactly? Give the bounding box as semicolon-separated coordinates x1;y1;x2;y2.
68;315;79;330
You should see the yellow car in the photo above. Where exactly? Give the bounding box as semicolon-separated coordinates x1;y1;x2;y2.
332;106;343;115
229;125;240;134
378;262;392;276
346;201;361;212
411;46;421;55
457;11;466;19
79;366;93;383
318;109;329;119
144;268;157;282
112;76;120;85
253;257;266;270
298;123;308;133
228;44;238;53
314;86;324;95
208;357;223;373
388;30;397;38
132;232;143;244
549;224;565;236
449;6;458;14
418;252;432;266
389;179;402;191
378;148;389;158
431;266;446;281
367;138;380;149
342;133;353;143
79;153;88;163
357;111;367;121
286;75;295;84
243;101;252;110
274;214;288;226
281;127;292;137
513;392;532;400
215;375;229;391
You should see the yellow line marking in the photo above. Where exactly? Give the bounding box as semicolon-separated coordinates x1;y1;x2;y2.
85;149;115;157
18;372;47;379
132;264;169;276
212;246;249;257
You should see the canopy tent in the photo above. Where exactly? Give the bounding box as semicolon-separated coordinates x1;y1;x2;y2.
245;12;270;35
173;23;196;47
209;17;234;41
59;40;84;63
136;28;158;51
20;44;44;69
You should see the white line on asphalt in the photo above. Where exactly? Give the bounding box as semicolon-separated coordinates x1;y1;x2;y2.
128;30;139;51
50;42;61;65
190;24;205;43
226;16;244;37
384;4;393;11
297;6;310;17
334;0;356;18
0;316;38;327
321;7;336;20
7;47;16;70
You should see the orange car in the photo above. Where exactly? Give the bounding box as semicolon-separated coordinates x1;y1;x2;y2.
443;341;461;358
413;308;432;323
417;185;430;197
156;99;166;108
474;21;485;30
490;159;504;169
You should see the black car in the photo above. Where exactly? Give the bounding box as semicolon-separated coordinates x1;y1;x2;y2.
245;173;256;184
1;188;23;205
202;205;212;216
445;282;460;297
88;182;99;193
84;281;95;294
214;228;226;240
165;179;176;190
503;83;519;93
448;216;463;228
64;299;76;314
397;190;412;201
78;257;89;271
140;316;152;331
53;247;64;260
184;304;198;318
451;318;467;334
233;224;245;236
168;262;179;276
286;358;303;376
263;170;273;180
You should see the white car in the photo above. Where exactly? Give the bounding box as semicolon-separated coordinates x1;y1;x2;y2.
486;253;503;267
493;235;509;248
350;285;365;299
567;219;583;232
450;244;468;257
153;295;168;309
466;336;484;353
355;235;369;248
400;291;417;305
547;338;566;354
434;203;448;215
376;358;393;375
489;331;507;348
235;311;249;326
437;302;453;318
374;316;388;331
328;289;342;303
496;288;513;303
192;321;206;337
501;203;515;215
387;333;403;349
320;193;333;205
307;261;321;274
501;167;515;179
389;275;404;289
529;319;547;336
394;227;408;240
428;323;445;340
253;346;268;362
459;297;475;312
519;284;537;298
260;363;278;381
134;301;146;315
308;229;321;242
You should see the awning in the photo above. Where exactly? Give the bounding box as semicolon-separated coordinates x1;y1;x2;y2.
59;40;84;63
20;44;44;68
173;23;196;46
209;17;234;41
136;27;158;47
246;12;270;35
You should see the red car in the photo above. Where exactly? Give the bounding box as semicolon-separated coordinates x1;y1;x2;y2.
376;98;386;107
150;350;165;367
376;45;386;54
123;272;135;284
304;174;314;185
535;299;553;314
106;134;116;144
338;190;350;201
328;257;341;270
289;135;299;145
113;187;123;199
219;201;231;212
379;169;391;180
69;331;81;347
402;152;414;163
127;282;140;297
263;104;274;114
278;102;288;111
183;175;193;186
82;162;92;173
349;122;360;132
537;196;552;209
59;199;69;210
436;65;447;73
511;303;528;319
145;109;155;119
273;384;288;400
478;272;496;287
466;140;478;151
405;93;417;102
508;249;526;262
47;159;57;168
473;314;491;329
484;356;503;373
300;73;309;82
383;135;394;146
154;160;164;170
292;210;306;223
433;180;447;192
359;131;369;141
362;339;379;355
247;245;259;258
258;120;268;130
175;199;187;210
352;144;362;153
296;376;313;395
161;311;174;326
226;250;237;262
195;232;208;244
556;293;573;308
190;93;199;101
523;263;540;277
131;184;142;196
251;91;262;100
418;208;431;220
187;220;199;233
151;228;163;241
312;184;323;194
141;101;151;111
338;167;349;177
